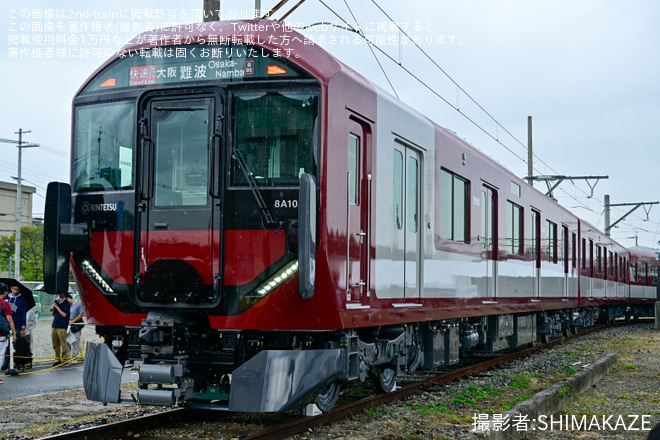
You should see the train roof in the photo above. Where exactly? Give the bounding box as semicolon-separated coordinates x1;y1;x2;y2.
78;20;646;255
77;19;373;96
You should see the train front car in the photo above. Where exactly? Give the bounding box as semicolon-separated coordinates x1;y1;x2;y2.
44;21;349;412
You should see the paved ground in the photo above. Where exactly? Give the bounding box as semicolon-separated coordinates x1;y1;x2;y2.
1;318;137;401
28;317;99;366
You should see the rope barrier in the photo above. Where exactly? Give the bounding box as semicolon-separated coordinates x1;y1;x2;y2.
1;337;104;377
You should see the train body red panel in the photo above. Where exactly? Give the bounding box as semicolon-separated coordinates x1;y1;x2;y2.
42;19;657;412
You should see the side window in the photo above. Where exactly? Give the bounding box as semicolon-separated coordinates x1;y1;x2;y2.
507;201;523;255
482;187;496;251
632;263;638;282
562;226;569;271
440;168;469;243
349;133;359;205
652;266;659;285
641;263;647;284
571;233;577;269
393;150;403;229
581;238;586;269
531;211;540;262
546;220;557;263
407;156;418;233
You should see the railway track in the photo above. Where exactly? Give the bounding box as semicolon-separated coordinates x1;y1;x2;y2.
35;325;612;440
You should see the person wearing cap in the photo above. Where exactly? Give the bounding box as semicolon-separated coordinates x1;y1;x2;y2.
50;292;70;366
0;283;17;383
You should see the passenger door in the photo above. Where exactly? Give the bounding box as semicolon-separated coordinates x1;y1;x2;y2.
393;142;422;301
481;186;497;298
346;119;372;307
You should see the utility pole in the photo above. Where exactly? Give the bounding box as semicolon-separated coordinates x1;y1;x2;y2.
604;194;610;236
13;129;39;280
527;116;533;187
203;0;221;21
604;195;659;237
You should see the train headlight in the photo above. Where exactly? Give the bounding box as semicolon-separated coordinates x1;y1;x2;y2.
81;260;115;294
255;260;299;297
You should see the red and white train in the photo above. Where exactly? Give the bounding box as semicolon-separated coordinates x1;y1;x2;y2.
43;20;658;412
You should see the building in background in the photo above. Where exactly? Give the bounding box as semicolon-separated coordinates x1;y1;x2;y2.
0;181;36;277
0;180;36;235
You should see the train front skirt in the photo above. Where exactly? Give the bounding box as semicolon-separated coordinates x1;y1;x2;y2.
83;340;344;412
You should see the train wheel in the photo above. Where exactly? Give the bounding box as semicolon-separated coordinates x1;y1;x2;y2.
314;382;341;412
375;367;397;393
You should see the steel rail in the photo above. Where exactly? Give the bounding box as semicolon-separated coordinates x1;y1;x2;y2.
240;325;612;440
36;324;615;440
36;408;187;440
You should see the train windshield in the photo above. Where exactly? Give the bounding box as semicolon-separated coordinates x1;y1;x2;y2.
72;102;135;191
232;91;318;187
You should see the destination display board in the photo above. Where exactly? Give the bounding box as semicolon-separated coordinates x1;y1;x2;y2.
83;43;305;92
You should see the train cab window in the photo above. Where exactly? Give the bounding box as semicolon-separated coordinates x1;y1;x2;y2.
231;91;318;187
152;100;212;207
73;101;135;191
348;134;359;205
546;220;557;263
506;201;523;255
440;169;468;242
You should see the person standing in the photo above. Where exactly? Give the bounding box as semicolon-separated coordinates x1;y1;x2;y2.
7;282;29;370
24;304;38;369
50;292;70;366
67;294;85;362
0;283;17;383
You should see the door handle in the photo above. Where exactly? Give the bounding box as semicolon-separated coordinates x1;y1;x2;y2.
153;222;169;230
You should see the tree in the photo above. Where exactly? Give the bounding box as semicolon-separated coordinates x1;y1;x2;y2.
0;223;44;280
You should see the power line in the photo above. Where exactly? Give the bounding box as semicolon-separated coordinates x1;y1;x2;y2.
309;1;658;245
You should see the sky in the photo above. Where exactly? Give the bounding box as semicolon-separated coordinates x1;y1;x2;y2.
1;0;659;249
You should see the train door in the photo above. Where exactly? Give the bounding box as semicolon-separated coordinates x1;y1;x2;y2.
137;95;221;305
531;210;541;297
481;186;496;297
392;142;422;301
562;225;569;298
346;119;372;306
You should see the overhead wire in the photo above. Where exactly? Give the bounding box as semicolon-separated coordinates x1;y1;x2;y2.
342;0;399;99
309;0;659;245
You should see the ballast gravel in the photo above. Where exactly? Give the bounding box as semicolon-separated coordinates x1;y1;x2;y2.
0;322;658;440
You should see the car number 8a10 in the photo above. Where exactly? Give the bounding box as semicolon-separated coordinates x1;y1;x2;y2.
274;199;298;208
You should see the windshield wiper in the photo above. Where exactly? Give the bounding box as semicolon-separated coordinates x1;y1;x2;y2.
153;106;208;112
232;147;277;227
